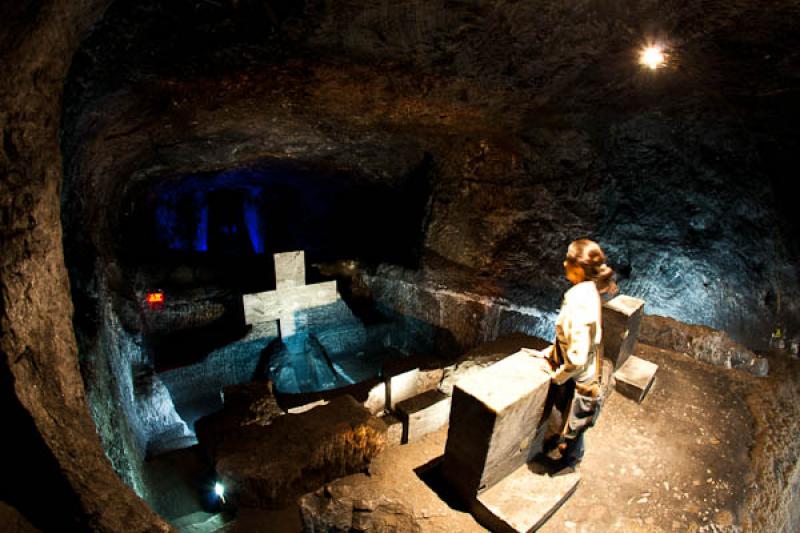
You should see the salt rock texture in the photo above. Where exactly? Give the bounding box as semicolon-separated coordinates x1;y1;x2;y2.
640;314;768;376
61;1;800;351
199;394;387;508
1;1;170;530
195;381;285;457
300;430;483;533
2;0;800;530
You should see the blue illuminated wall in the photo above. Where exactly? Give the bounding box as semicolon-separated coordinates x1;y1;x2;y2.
150;169;273;256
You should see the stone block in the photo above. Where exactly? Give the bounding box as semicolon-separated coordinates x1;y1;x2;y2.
210;395;387;508
614;355;658;403
396;389;452;443
472;464;580;533
381;413;404;446
441;352;551;502
363;382;387;415
275;250;306;289
386;368;420;411
603;295;645;369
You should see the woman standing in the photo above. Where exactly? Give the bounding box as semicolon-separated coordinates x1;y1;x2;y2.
544;238;616;468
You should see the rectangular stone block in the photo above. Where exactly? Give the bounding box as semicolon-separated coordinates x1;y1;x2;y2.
380;413;404;446
441;352;551;502
275;250;306;290
386;368;420;411
603;295;645;369
614;355;658;403
396;389;452;444
473;464;580;533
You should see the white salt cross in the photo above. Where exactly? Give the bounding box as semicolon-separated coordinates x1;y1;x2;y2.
242;251;338;338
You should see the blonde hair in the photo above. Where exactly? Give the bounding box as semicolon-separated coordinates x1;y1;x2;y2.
566;239;618;295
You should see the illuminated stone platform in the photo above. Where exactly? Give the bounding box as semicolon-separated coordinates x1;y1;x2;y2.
472;463;580;533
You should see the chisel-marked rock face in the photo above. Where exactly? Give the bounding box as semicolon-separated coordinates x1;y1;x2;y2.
3;0;799;527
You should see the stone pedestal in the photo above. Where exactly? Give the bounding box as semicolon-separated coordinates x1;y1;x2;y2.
603;295;645;369
472;464;580;533
441;352;551;503
396;390;452;443
614;355;658;403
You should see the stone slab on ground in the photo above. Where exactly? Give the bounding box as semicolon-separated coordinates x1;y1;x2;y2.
603;295;645;369
614;355;658;403
201;395;387;508
442;351;551;502
473;464;580;533
396;389;452;443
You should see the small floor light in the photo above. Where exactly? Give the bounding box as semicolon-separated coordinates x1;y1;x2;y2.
214;482;226;504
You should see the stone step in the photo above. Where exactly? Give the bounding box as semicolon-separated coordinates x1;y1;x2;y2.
395;389;452;444
614;355;658;403
472;463;580;533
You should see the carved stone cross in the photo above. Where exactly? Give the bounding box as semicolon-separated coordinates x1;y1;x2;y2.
242;251;338;338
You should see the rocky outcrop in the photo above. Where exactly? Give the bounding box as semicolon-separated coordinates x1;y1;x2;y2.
0;502;40;533
195;381;284;456
0;1;170;530
640;315;768;376
199;395;387;508
299;429;480;533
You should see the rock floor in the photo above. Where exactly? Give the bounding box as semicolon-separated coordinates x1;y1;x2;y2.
295;344;800;533
162;342;800;532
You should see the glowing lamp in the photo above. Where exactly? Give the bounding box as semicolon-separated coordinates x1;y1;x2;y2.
214;482;226;504
640;45;666;70
146;291;165;309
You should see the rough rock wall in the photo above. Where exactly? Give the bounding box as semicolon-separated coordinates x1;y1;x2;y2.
62;0;800;350
83;284;190;495
0;1;170;530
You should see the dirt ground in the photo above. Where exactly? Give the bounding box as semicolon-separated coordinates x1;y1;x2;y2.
174;342;800;532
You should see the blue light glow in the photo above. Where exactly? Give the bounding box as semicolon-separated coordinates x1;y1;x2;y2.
244;191;265;254
194;191;208;252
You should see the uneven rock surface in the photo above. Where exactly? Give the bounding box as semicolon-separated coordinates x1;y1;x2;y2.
300;430;482;533
2;0;800;529
640;314;768;376
195;381;284;457
200;395;387;508
299;343;800;532
1;2;171;530
0;502;40;533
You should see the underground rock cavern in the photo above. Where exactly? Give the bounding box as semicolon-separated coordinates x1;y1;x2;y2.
2;1;800;531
